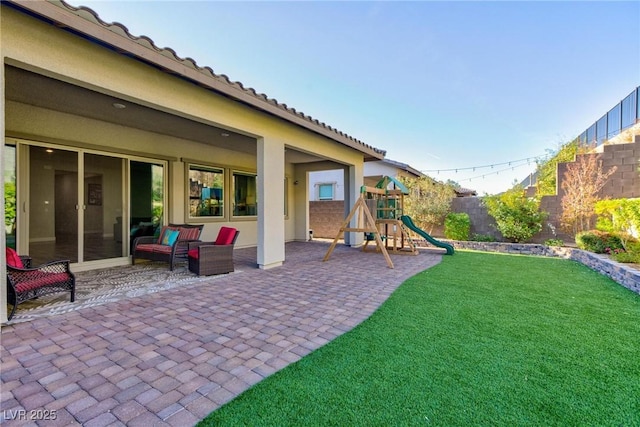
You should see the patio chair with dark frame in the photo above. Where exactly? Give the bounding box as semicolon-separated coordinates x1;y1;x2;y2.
187;226;239;276
5;248;75;321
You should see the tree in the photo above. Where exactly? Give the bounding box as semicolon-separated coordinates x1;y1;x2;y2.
483;185;547;242
400;176;456;234
560;153;616;235
535;140;579;196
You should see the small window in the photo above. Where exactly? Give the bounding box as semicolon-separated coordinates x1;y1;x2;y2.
233;171;257;216
189;165;224;218
318;183;334;201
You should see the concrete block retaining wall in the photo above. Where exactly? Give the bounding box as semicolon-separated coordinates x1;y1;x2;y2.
436;240;640;295
447;139;640;244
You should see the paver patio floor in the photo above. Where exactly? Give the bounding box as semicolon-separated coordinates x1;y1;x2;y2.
1;241;443;426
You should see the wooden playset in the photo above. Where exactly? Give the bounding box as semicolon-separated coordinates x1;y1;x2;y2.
322;176;419;269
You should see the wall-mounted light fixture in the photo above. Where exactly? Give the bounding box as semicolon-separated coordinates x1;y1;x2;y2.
112;103;126;109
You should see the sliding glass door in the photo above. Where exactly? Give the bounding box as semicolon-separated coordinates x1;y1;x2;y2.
29;146;80;264
4;145;17;249
83;153;124;262
12;142;165;266
128;161;164;253
27;147;125;264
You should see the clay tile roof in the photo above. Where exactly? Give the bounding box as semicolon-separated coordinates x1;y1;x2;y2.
454;187;478;197
380;159;425;178
8;0;386;160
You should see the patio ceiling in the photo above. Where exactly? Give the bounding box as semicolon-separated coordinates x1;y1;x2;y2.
5;65;327;165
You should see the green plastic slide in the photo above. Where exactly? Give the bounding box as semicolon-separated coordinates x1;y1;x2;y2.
400;215;454;255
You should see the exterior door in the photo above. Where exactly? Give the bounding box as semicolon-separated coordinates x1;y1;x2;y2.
29;146;79;265
26;146;126;265
83;153;124;262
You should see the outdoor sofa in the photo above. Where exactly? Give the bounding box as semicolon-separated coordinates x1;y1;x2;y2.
132;223;204;270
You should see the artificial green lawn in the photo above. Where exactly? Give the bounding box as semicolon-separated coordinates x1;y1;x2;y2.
199;251;640;426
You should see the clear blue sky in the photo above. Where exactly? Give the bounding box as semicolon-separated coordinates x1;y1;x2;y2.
73;0;639;194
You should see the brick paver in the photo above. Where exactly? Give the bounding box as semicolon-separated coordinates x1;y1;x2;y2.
1;241;442;426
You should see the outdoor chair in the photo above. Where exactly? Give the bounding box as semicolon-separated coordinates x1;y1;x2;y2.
132;223;204;270
187;227;239;276
5;247;75;321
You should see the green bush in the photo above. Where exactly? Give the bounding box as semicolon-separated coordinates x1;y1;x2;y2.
595;198;640;251
607;241;640;264
472;233;496;242
483;185;548;243
444;213;471;241
575;230;624;254
544;238;564;247
610;251;640;264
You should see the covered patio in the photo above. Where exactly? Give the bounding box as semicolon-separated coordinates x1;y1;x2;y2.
1;242;443;426
2;0;390;323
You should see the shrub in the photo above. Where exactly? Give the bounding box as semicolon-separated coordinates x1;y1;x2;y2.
595;198;640;249
472;233;496;242
544;239;564;247
444;213;470;241
607;242;640;263
575;230;624;254
483;185;547;243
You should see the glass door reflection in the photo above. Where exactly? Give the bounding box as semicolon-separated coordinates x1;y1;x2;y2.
29;146;79;265
83;153;124;261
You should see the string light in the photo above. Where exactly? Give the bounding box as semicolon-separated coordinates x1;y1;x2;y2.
455;162;533;183
420;154;547;174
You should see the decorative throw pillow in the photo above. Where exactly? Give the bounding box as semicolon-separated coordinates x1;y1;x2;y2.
5;247;24;268
161;229;179;246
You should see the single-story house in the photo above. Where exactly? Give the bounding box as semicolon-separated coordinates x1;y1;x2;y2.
0;0;388;323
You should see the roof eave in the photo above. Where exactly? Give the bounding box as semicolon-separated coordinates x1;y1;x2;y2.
6;0;386;161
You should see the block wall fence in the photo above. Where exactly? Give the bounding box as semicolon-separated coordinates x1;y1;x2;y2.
309;201;345;239
308;139;639;242
449;139;639;244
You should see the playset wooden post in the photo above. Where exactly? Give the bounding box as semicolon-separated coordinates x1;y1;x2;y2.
323;186;394;268
323;177;423;268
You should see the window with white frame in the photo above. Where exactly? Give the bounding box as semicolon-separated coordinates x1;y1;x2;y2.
318;183;334;201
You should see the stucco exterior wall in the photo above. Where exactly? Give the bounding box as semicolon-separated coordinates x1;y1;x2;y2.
308;170;345;202
2;6;367;248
